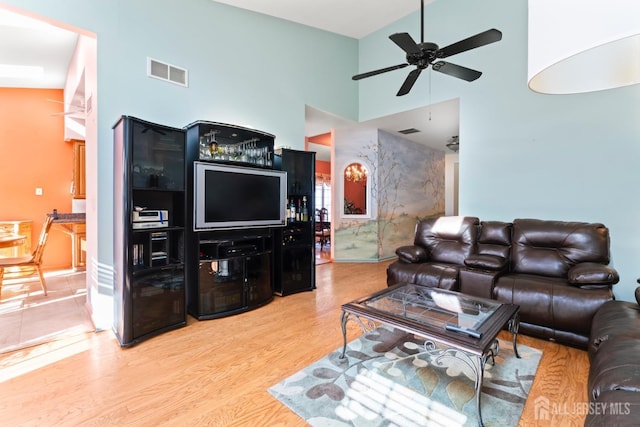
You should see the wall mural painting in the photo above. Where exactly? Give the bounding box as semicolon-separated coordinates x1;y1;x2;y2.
335;130;379;261
378;130;445;259
334;129;445;262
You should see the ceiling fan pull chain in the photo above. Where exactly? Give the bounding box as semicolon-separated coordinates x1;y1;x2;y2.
428;69;432;121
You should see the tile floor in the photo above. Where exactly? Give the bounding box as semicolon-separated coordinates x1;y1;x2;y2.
0;270;95;354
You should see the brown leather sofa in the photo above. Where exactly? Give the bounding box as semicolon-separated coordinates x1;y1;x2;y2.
387;217;620;349
585;286;640;426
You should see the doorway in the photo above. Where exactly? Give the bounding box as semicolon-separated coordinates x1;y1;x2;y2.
306;138;333;265
0;6;99;350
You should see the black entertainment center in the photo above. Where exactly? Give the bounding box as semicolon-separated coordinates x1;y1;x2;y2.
184;121;316;320
113;117;317;345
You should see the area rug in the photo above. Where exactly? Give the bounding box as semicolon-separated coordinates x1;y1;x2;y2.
269;326;542;427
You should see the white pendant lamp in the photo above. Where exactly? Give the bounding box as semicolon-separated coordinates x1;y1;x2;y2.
528;0;640;94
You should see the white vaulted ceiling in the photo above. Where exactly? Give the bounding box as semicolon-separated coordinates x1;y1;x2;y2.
211;0;424;39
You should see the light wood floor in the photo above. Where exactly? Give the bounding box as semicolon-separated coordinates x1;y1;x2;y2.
0;261;588;426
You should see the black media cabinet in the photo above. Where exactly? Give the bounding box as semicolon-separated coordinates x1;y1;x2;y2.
188;228;273;319
274;148;316;295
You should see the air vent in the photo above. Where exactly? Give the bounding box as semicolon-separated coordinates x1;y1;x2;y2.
147;57;188;87
398;128;421;135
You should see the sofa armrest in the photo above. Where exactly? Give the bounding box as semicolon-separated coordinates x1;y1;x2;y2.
464;254;508;271
568;262;619;289
395;245;428;263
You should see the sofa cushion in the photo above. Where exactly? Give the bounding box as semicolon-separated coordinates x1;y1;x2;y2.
494;273;613;339
386;260;459;291
413;216;479;265
395;245;428;263
477;221;512;260
479;221;511;245
588;338;640;400
568;262;619;288
584;390;640;427
589;300;640;356
414;263;459;290
511;219;610;278
464;254;508;271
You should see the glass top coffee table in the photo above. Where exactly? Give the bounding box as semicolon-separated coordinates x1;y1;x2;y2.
340;283;520;426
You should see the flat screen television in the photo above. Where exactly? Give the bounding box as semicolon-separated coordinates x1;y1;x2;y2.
194;161;287;230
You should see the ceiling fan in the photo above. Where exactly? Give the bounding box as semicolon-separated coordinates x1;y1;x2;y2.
47;98;86;118
352;0;502;96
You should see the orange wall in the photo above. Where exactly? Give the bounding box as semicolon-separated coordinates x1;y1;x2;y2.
0;88;73;270
307;133;332;180
316;160;330;175
308;133;331;146
344;179;366;212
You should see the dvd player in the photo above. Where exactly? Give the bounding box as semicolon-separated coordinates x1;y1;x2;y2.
132;221;168;229
133;210;168;222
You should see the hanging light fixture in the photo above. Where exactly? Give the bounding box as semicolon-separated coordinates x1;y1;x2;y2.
528;0;640;94
344;163;367;183
446;136;459;153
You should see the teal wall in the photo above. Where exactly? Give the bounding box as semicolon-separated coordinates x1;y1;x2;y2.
357;0;640;302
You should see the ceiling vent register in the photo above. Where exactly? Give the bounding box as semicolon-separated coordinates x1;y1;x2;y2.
147;57;188;87
398;128;421;135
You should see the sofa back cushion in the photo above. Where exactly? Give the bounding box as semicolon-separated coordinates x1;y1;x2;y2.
478;221;512;259
414;216;479;265
511;219;610;277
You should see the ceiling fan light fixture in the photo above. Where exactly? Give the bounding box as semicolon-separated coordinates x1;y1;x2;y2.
446;136;459;152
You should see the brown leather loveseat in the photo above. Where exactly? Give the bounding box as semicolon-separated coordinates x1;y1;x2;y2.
387;216;620;349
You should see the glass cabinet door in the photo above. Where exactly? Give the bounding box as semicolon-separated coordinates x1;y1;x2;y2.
131;120;185;190
198;257;245;314
132;266;185;338
246;252;272;305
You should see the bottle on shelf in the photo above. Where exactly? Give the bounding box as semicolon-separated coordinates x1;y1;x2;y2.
296;198;301;221
286;198;290;220
290;198;296;222
302;196;308;222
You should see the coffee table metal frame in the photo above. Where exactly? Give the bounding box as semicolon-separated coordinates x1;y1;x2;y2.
339;283;520;427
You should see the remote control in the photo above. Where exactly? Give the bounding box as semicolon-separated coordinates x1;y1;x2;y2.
445;323;483;339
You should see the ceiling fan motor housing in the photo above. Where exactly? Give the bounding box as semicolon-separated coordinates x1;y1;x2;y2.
407;42;439;69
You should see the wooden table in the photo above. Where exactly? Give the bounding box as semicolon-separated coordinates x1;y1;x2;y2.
48;213;86;270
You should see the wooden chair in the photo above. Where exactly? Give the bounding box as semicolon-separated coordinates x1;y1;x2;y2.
315;208;331;251
0;215;54;296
